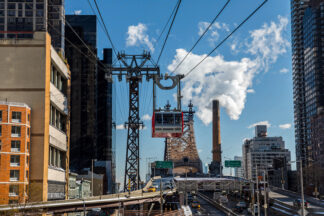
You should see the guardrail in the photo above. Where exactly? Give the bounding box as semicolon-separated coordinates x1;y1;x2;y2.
197;192;239;216
270;186;324;208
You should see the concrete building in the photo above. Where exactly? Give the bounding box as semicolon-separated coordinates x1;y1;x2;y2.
0;31;70;202
242;125;291;182
0;102;31;204
0;0;65;52
291;0;324;191
68;173;91;199
234;156;244;178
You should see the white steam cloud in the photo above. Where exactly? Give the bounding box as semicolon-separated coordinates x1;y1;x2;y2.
167;16;289;125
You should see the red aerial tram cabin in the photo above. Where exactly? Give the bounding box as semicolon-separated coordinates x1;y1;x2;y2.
152;111;184;138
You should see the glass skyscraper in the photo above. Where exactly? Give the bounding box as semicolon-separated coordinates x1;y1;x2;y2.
291;0;324;194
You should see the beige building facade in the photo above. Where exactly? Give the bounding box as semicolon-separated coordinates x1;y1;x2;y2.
0;32;70;202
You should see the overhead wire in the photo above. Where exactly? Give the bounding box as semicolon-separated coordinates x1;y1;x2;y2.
93;0;118;58
184;0;268;77
154;0;178;48
170;0;231;75
156;0;182;64
87;0;129;121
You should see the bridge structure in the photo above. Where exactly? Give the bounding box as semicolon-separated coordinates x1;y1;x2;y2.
164;102;202;175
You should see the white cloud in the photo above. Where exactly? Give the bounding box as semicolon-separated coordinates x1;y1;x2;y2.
248;121;271;129
126;23;155;52
142;114;152;121
280;68;289;74
198;22;229;46
74;10;82;15
116;124;147;130
246;15;290;71
116;124;125;130
168;16;289;125
279;123;291;129
247;89;255;93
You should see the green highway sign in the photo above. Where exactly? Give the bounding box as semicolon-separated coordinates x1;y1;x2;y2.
225;160;241;168
155;161;173;169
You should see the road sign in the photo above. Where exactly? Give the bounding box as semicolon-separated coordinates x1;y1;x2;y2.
155;161;173;169
224;160;241;167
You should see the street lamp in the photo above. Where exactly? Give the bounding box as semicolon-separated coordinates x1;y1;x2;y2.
91;159;97;197
288;160;305;216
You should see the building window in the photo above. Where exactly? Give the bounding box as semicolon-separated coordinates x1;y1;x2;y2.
9;185;19;196
0;125;1;136
28;114;30;122
49;146;65;169
27;128;30;137
0;110;2;121
11;126;21;137
11;141;20;152
10;170;19;181
9;200;18;204
50;66;67;95
10;155;20;167
27;142;30;152
50;105;66;133
12;112;21;123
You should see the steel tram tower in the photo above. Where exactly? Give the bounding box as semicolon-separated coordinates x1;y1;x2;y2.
108;52;160;191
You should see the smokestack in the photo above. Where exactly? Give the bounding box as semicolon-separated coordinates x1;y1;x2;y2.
209;100;222;176
212;100;221;162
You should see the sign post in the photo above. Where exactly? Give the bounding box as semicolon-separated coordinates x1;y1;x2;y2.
224;160;241;168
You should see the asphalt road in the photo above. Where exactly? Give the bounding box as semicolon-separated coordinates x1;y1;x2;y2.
191;196;226;216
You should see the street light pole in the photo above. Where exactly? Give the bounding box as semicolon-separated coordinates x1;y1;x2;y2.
91;159;97;197
299;159;305;216
263;170;267;216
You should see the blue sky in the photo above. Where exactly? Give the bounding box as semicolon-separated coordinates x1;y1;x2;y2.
66;0;295;184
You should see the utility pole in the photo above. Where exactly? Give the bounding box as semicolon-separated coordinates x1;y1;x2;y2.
256;165;260;216
300;159;305;216
108;52;160;191
263;170;267;216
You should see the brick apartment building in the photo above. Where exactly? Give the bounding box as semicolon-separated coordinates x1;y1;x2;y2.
0;102;31;204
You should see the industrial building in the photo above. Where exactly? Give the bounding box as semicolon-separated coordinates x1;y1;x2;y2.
0;0;65;52
0;102;31;204
0;32;70;202
242;125;291;183
291;0;324;193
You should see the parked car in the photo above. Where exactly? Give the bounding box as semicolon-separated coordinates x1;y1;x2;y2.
148;186;156;192
191;200;200;208
293;199;309;208
236;201;247;208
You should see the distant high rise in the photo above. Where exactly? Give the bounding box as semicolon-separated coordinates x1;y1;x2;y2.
96;48;116;194
65;15;97;173
234;156;244;178
291;0;324;192
65;15;116;194
0;0;65;52
242;125;291;184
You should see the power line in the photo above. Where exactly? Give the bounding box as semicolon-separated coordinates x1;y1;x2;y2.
156;0;182;64
184;0;268;77
170;0;231;75
93;0;118;57
155;0;178;47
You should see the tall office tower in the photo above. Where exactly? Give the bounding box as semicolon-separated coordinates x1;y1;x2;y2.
0;0;64;52
0;32;71;202
65;15;97;172
242;125;291;186
97;48;116;194
234;156;244;178
0;102;31;204
291;0;324;192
